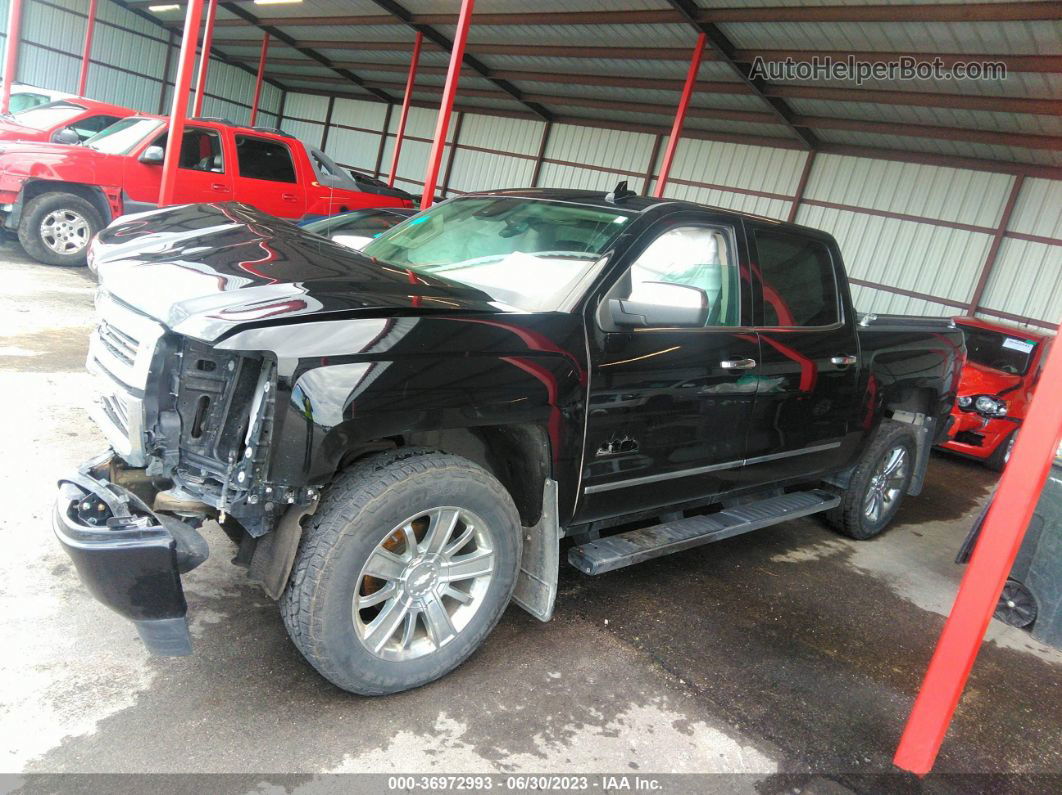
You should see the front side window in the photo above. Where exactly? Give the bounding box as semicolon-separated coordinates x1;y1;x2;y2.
754;228;840;327
70;114;122;141
616;225;739;327
360;196;634;312
147;127;225;172
84;117;163;154
10;100;85;130
235;135;296;182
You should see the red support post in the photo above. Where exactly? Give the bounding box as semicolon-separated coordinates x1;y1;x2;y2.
388;31;423;188
653;32;705;199
1;0;25;115
249;32;269;126
159;0;206;207
77;0;98;97
894;320;1062;774
421;0;474;209
192;0;217;118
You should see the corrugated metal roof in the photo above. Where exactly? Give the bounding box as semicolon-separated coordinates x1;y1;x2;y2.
815;128;1062;168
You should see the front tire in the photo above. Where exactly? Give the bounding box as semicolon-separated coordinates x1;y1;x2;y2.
18;191;102;266
985;431;1015;472
281;449;521;695
826;422;917;540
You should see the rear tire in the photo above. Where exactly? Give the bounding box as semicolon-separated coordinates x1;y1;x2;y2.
825;422;917;540
985;431;1015;472
18;191;102;266
281;449;521;695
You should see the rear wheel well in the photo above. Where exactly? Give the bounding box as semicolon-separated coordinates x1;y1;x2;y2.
21;180;112;225
335;425;550;528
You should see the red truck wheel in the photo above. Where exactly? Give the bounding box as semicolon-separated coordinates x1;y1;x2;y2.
18;192;102;267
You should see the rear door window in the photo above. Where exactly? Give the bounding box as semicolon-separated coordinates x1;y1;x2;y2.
235;135;297;183
753;228;840;327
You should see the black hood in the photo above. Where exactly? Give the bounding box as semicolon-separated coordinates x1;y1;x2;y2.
93;202;503;341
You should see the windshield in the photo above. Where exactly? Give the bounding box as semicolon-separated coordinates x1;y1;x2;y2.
360;196;635;311
84;117;164;154
961;325;1038;376
10;100;85;130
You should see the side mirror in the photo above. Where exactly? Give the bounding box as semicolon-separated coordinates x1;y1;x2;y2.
139;145;165;164
608;282;710;328
51;127;80;145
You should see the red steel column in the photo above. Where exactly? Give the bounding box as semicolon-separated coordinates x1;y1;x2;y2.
1;0;25;115
159;0;206;206
653;32;705;199
77;0;98;97
192;0;217;117
421;0;474;209
894;319;1062;774
249;32;269;126
387;31;423;188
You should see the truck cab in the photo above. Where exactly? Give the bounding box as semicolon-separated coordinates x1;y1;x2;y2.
0;115;413;266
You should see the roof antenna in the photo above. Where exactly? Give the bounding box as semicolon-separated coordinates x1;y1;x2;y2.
605;180;636;203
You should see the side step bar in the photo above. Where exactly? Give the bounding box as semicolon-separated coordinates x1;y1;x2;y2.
568;490;840;575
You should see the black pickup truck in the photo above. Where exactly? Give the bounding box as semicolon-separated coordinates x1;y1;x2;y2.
56;190;964;694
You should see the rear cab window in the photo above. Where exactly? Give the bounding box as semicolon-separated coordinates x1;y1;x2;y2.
752;227;841;327
235;135;297;183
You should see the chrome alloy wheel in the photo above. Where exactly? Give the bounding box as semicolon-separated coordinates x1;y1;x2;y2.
864;444;908;524
353;507;495;662
40;208;90;255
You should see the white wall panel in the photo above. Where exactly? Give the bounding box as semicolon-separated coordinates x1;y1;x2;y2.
848;283;960;319
806;154;1014;228
331;97;388;131
283;92;329;123
1010;178;1062;240
667;138;807;198
796;204;993;307
447;149;534;194
979;239;1062;329
544;123;654;174
459;113;544;157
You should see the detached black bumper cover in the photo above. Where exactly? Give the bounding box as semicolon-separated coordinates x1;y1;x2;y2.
53;457;193;655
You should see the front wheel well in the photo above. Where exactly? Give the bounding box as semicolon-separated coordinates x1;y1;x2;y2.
20;180;112;225
335;425;551;528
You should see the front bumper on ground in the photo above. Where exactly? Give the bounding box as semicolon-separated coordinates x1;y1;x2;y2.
53;452;194;656
939;411;1018;459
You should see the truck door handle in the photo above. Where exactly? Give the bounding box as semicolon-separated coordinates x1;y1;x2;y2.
720;358;757;370
831;355;858;366
282;193;298;202
211;183;229;192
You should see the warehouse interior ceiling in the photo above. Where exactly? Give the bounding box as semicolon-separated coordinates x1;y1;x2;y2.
130;0;1062;177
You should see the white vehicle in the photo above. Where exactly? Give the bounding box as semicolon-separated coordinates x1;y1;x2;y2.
4;82;75;114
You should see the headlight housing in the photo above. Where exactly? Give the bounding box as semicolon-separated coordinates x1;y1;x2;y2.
968;394;1007;417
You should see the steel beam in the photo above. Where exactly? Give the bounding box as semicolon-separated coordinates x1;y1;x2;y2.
160;0;206;207
655;33;706;197
217;2;396;103
787;151;816;223
421;0;474;208
664;0;816;148
966;176;1025;315
367;0;552;121
388;32;423;188
1;0;25;115
78;0;99;97
249;33;269;125
193;0;218;117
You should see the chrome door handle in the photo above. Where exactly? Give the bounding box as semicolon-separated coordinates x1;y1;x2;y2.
831;355;858;366
720;358;757;370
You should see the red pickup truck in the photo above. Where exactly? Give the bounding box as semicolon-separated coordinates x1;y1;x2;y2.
0;115;413;265
940;317;1052;470
0;97;136;144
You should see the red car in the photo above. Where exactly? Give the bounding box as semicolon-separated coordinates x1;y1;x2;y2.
940;317;1052;470
0;114;413;265
0;97;135;144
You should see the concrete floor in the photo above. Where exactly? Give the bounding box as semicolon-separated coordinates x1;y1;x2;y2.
1;244;1059;790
